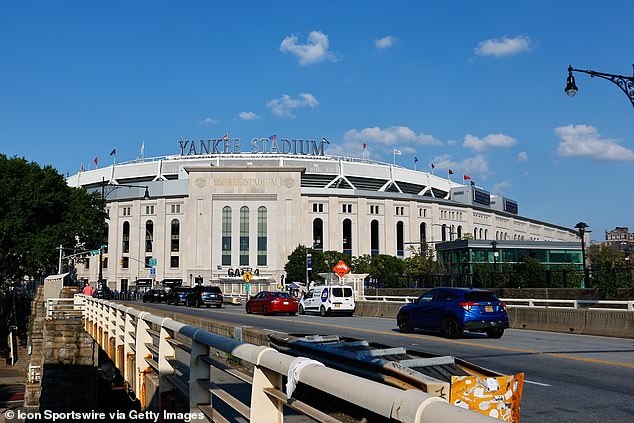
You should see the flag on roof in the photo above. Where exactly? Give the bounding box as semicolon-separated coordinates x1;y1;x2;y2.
80;163;84;172
470;180;475;186
463;175;471;180
448;169;454;175
222;134;228;140
269;134;277;141
362;142;367;150
414;156;419;163
109;149;116;156
393;149;402;155
431;163;435;169
93;156;98;166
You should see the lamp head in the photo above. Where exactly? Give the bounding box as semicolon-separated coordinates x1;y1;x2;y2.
143;187;150;200
574;221;588;234
565;66;578;97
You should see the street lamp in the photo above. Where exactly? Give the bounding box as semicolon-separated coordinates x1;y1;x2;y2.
574;222;589;288
97;178;151;290
565;64;634;108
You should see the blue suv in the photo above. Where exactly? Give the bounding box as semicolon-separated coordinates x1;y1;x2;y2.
397;288;509;338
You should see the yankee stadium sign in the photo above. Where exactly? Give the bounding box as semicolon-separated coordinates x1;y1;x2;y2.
179;136;329;157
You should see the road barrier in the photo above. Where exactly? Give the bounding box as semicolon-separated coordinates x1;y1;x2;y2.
80;295;498;423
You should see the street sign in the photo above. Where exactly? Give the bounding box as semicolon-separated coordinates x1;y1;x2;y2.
243;271;252;283
150;267;156;275
90;250;100;256
333;260;350;278
149;258;157;266
306;254;312;271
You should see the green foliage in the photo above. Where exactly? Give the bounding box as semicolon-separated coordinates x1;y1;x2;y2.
351;254;371;273
369;254;407;288
284;246;352;286
404;245;436;284
0;154;106;284
587;244;633;295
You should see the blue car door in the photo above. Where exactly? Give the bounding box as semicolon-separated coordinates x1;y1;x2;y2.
412;290;437;327
428;289;455;328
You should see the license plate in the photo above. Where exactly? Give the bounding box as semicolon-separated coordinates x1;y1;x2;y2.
335;304;340;308
485;306;494;312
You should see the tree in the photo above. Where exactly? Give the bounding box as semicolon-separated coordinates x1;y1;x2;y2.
369;254;407;288
404;245;436;286
587;244;631;296
0;154;106;285
351;254;372;274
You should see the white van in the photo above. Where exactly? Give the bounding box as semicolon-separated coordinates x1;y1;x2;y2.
299;285;355;316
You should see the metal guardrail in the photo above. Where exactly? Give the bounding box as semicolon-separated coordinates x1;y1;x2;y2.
79;294;497;423
361;295;634;311
45;297;85;319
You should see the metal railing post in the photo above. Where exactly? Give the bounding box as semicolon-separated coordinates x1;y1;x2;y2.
123;310;136;391
135;313;153;403
158;319;176;396
189;332;211;418
250;348;283;423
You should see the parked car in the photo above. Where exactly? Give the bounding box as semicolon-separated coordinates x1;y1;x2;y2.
246;291;299;315
396;288;509;338
186;285;223;308
93;287;112;299
141;289;168;303
299;285;355;316
166;287;192;305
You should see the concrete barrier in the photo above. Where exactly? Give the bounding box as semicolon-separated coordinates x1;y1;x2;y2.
584;310;634;338
508;307;586;334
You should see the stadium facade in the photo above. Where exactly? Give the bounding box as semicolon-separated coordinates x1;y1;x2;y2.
67;137;579;291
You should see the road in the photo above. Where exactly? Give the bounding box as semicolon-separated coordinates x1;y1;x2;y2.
131;301;634;423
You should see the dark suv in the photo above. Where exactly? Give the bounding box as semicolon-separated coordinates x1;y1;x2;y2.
141;289;167;303
166;287;192;305
396;288;509;338
186;286;223;308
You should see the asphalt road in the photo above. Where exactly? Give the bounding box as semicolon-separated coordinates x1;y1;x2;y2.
129;301;634;423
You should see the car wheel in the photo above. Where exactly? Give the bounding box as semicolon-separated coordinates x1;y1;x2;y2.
397;313;413;333
262;305;267;315
142;298;147;303
320;306;327;317
442;317;463;339
246;304;252;314
486;328;504;339
299;305;305;315
206;304;210;308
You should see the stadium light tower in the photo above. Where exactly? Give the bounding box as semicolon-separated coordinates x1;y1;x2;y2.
565;64;634;109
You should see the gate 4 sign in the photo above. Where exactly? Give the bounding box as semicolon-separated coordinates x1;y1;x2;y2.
243;271;253;283
333;261;350;278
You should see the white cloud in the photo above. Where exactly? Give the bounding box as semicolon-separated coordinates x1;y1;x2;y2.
555;124;634;161
516;151;529;162
463;133;517;152
492;180;512;194
474;35;531;57
200;117;218;125
375;36;398;50
431;154;491;179
266;93;319;118
238;111;259;120
280;31;336;65
343;126;441;146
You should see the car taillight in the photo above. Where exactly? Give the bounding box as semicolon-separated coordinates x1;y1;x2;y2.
499;302;506;311
459;301;477;311
200;293;205;297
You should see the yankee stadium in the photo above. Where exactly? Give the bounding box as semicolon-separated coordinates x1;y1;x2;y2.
67;136;578;291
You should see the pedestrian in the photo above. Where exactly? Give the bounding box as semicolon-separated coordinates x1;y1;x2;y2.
82;283;94;296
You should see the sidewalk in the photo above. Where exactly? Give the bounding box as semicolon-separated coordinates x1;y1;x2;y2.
0;339;27;423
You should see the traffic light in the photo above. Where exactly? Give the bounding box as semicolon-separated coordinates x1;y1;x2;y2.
119;258;124;266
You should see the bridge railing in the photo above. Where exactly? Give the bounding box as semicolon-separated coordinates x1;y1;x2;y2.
45;297;84;319
79;294;497;423
362;295;634;311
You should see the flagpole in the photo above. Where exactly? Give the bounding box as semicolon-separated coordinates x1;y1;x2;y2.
393;150;396;166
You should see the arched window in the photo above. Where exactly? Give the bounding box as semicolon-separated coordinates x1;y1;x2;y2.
396;221;404;257
222;207;231;266
419;222;426;244
370;220;379;255
496;231;499;240
313;218;323;251
484;229;488;240
442;224;447;242
240;206;249;266
342;219;352;256
457;225;462;239
450;225;455;241
474;228;478;239
122;221;130;253
479;228;483;239
145;220;153;253
171;219;180;252
257;206;267;266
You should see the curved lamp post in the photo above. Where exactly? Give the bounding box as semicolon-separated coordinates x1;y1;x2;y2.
565;64;634;108
574;222;589;288
97;178;150;290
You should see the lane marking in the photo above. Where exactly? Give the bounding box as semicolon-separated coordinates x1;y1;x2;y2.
524;380;552;387
142;304;634;370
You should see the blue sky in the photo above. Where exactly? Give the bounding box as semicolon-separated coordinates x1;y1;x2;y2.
1;1;632;241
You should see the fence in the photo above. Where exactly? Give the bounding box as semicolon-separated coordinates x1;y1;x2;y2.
80;295;497;423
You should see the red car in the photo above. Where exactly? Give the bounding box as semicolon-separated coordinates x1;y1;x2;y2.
246;291;299;315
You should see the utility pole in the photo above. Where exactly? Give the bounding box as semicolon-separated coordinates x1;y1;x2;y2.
57;244;63;274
